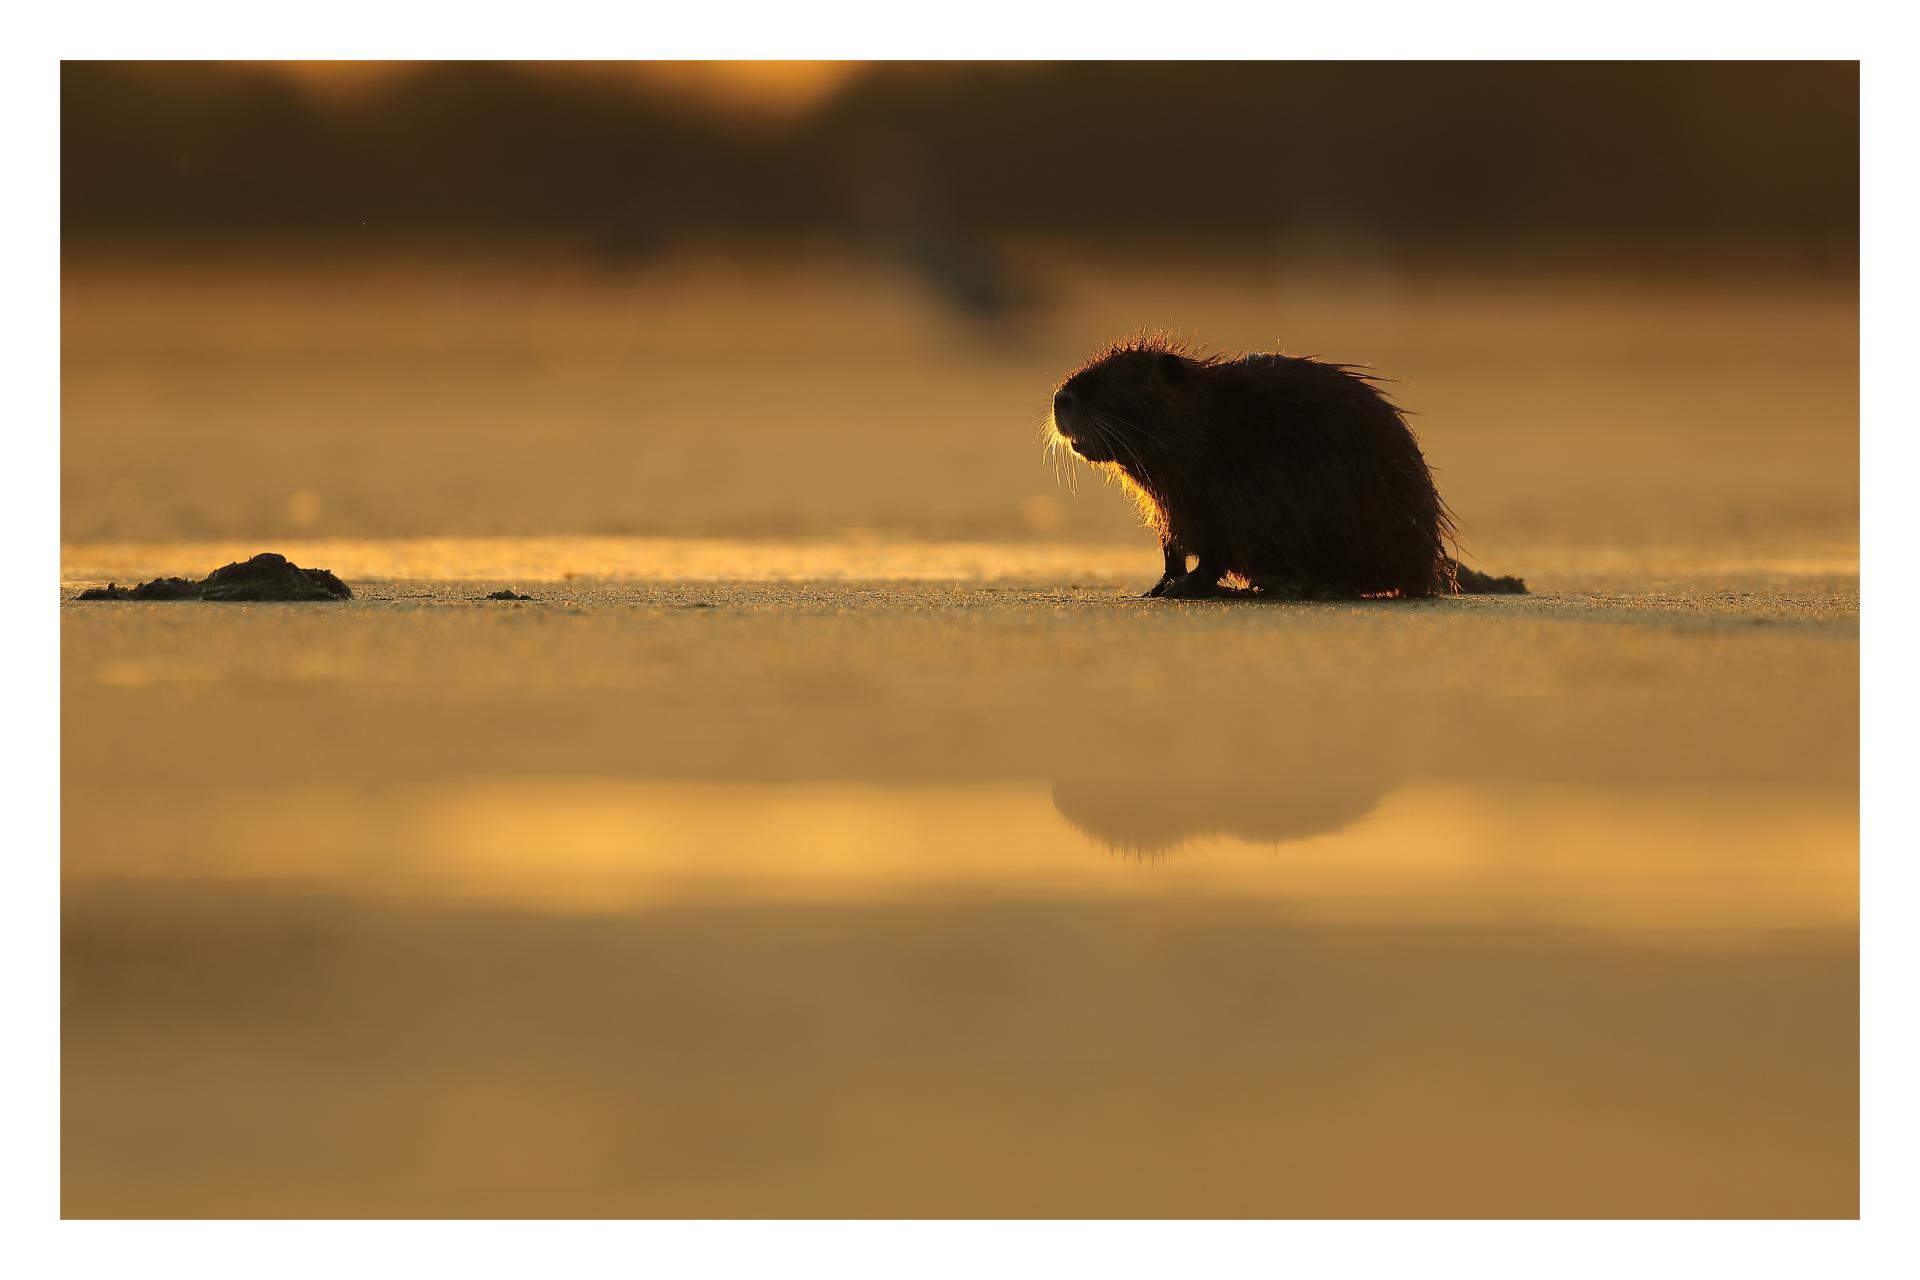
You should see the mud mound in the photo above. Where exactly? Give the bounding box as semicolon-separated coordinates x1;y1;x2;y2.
78;553;351;602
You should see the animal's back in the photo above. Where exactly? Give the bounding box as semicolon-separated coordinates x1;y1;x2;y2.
1184;356;1453;596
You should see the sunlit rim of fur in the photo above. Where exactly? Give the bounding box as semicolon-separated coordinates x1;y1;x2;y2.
1063;329;1225;382
1042;405;1140;489
1064;329;1408;394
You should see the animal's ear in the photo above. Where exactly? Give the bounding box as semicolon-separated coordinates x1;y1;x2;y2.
1156;352;1188;386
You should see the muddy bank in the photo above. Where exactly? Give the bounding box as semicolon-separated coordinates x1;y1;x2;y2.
77;552;350;602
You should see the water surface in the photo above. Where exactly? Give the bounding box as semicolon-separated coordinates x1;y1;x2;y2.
62;558;1857;1217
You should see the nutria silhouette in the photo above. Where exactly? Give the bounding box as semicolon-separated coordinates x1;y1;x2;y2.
1048;337;1526;599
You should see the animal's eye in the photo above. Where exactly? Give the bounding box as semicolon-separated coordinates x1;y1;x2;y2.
1156;353;1187;385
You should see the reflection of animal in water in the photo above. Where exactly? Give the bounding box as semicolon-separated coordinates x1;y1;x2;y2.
1047;336;1528;600
1050;775;1394;857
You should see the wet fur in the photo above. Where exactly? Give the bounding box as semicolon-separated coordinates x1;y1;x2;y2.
1048;335;1526;599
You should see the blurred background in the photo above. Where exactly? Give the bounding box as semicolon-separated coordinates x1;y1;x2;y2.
62;61;1858;561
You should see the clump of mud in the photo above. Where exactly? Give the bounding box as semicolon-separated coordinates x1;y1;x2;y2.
482;589;534;601
78;553;352;602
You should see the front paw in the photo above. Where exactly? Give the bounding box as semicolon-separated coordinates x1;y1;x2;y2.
1155;571;1225;600
1142;575;1177;598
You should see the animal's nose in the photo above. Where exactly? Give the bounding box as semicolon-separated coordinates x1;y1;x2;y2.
1053;388;1077;418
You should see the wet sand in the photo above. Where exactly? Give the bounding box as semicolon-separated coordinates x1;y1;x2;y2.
61;544;1857;1217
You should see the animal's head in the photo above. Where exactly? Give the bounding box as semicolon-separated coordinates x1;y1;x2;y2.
1048;337;1213;474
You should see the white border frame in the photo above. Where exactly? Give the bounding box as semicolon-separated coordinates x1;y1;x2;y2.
10;6;1909;1275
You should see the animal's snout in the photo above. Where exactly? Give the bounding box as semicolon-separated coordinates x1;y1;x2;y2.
1052;388;1077;422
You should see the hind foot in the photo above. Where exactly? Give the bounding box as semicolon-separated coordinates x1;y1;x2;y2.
1249;575;1338;600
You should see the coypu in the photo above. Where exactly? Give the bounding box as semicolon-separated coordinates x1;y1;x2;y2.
1047;336;1527;599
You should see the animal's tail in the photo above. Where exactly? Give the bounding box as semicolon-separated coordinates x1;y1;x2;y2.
1431;490;1525;595
1448;560;1528;595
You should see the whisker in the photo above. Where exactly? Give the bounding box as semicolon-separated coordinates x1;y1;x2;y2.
1089;411;1155;486
1095;408;1170;451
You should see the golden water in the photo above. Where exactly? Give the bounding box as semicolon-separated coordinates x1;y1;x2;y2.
61;253;1857;1217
